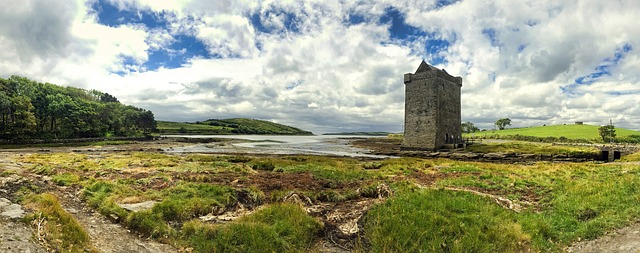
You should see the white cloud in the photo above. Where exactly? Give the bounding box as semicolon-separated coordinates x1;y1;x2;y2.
1;0;640;132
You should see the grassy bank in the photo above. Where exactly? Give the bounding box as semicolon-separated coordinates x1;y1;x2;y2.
465;124;640;143
156;118;313;135
11;151;640;252
465;141;600;156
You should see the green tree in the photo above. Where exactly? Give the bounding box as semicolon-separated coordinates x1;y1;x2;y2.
495;118;511;130
10;96;37;137
461;121;479;133
598;125;616;142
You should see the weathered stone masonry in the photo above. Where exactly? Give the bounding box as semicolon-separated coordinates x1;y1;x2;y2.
402;61;463;151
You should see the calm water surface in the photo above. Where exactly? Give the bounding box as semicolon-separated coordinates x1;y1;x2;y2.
162;135;392;158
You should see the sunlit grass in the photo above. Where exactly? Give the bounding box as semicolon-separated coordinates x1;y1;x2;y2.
466;141;599;156
364;189;530;253
620;151;640;162
23;193;98;252
180;203;322;253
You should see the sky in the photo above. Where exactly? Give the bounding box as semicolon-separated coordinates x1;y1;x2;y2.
1;0;639;133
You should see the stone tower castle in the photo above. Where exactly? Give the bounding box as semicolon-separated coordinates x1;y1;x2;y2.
402;61;462;151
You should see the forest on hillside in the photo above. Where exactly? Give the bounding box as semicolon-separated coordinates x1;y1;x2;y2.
0;76;155;139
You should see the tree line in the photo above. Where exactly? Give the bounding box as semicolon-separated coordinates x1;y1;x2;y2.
0;75;155;139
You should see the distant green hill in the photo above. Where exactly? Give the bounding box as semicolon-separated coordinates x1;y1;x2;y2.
156;118;313;135
465;124;640;143
322;132;393;136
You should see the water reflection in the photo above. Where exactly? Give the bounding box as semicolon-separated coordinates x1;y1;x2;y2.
162;135;392;158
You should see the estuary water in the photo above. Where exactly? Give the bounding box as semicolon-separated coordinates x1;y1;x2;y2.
162;135;391;158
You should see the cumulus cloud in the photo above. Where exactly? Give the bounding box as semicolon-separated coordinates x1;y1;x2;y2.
1;0;640;132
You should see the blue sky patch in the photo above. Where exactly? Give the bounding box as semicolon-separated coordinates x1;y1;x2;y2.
92;0;217;72
482;28;500;47
346;12;367;25
433;0;462;10
379;7;454;64
424;33;453;65
564;43;633;94
144;35;213;70
380;7;426;40
250;9;304;35
92;0;170;29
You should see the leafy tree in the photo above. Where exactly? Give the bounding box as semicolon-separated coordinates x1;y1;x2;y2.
0;76;155;139
598;125;616;142
10;95;37;137
495;118;511;130
461;121;479;133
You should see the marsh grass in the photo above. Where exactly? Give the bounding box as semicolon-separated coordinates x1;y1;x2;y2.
180;203;322;253
408;161;640;251
364;189;530;253
24;193;97;252
17;151;640;252
52;173;80;186
152;183;235;222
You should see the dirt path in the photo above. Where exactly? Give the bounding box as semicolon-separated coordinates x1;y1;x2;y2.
567;222;640;253
0;219;46;253
0;151;177;253
74;209;176;253
51;186;177;253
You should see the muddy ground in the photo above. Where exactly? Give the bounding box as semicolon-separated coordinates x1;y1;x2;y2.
0;138;637;252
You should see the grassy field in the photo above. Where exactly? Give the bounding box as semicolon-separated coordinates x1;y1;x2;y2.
465;124;640;142
7;148;640;252
156;118;313;135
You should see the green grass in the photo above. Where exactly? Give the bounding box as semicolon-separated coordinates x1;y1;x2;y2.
156;120;229;134
152;183;236;222
620;151;640;162
364;189;530;253
465;141;600;156
24;193;98;252
466;124;640;142
156;118;313;135
180;203;322;253
0;140;136;149
413;162;640;251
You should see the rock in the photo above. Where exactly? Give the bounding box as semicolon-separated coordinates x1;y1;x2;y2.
117;201;157;212
483;153;506;160
450;153;479;159
520;154;538;159
0;198;11;208
0;198;25;219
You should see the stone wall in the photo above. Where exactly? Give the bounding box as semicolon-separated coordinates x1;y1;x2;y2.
402;61;462;151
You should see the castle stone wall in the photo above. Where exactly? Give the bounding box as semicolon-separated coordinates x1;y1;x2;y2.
402;61;462;151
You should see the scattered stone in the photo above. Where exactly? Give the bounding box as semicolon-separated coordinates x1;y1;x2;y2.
483;153;506;159
0;198;25;219
117;201;157;213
